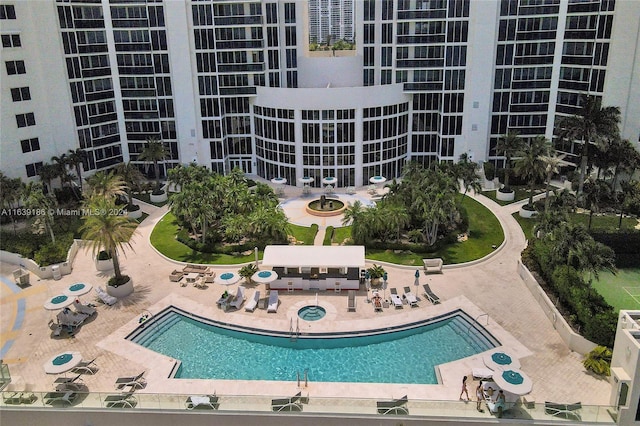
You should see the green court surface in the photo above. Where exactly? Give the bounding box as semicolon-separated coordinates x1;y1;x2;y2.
592;268;640;312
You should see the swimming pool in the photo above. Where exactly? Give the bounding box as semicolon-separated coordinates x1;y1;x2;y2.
128;308;499;384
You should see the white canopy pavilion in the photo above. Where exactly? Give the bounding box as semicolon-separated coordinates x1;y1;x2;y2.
261;246;365;291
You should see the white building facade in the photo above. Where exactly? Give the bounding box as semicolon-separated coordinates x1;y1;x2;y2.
308;0;355;44
1;0;639;186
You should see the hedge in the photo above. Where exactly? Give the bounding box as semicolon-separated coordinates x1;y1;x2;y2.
323;226;334;245
591;231;640;268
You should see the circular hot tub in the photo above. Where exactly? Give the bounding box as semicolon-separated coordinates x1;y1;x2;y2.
298;305;326;321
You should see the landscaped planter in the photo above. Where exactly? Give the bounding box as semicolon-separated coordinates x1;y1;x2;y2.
519;206;538;218
106;277;134;298
496;189;515;202
127;208;142;219
150;191;167;203
95;258;114;271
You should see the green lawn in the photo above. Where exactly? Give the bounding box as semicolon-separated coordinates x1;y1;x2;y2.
482;185;545;206
512;212;537;239
366;196;505;265
289;223;318;245
332;226;351;245
150;213;256;264
512;212;639;239
592;268;640;312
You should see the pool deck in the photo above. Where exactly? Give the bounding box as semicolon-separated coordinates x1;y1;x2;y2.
0;184;611;407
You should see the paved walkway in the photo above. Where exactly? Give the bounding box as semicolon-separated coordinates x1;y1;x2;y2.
0;183;612;406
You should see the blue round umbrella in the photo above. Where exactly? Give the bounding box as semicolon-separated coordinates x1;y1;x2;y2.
44;294;73;310
214;271;241;286
64;282;93;297
483;350;521;371
493;369;533;395
252;270;279;283
44;351;83;374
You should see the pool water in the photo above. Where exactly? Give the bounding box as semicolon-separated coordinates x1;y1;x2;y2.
298;305;326;321
129;309;497;384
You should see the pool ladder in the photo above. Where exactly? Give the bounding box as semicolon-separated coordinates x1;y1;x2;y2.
289;318;300;341
296;369;308;387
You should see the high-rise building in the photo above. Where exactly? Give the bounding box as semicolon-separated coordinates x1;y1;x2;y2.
308;0;355;44
1;0;639;187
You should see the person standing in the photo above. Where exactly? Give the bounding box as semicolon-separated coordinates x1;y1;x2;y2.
459;375;469;400
476;380;485;412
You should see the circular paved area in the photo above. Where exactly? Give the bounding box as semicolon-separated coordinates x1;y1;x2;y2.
0;183;611;406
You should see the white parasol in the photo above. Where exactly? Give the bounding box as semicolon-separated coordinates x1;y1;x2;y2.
322;176;337;185
44;294;74;310
298;176;314;184
251;270;279;283
369;175;387;185
483;350;521;371
492;369;533;395
43;351;83;375
270;177;287;185
214;271;241;286
64;282;93;297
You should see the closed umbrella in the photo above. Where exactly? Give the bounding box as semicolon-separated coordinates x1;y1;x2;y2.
492;369;533;395
44;294;74;310
44;351;83;375
214;272;241;286
251;270;279;283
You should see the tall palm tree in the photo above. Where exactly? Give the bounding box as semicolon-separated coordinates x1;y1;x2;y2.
495;131;524;192
0;173;24;234
139;137;168;193
342;200;364;226
80;195;138;285
85;171;127;199
67;148;87;191
51;154;72;189
555;95;621;199
23;182;57;243
540;150;566;212
37;163;58;194
115;162;144;207
456;154;482;201
514;136;549;209
583;178;611;230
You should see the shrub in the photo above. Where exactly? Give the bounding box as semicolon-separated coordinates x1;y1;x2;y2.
591;231;640;268
483;162;496;180
323;226;334;245
97;250;111;260
583;345;613;376
33;234;74;266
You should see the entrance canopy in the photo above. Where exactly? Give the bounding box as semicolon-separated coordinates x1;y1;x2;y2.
262;245;365;269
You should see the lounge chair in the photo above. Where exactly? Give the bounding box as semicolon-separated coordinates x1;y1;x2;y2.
372;292;383;312
203;273;216;284
48;319;63;337
389;288;403;309
377;395;408;415
95;287;117;306
54;374;84;391
44;391;77;406
2;385;22;405
245;290;260;312
472;367;493;380
186;394;219;410
347;290;356;312
271;391;303;412
227;286;245;310
403;287;418;306
56;309;89;329
194;278;207;289
71;358;98;375
545;401;582;420
267;290;279;313
169;270;183;282
73;300;96;316
104;392;137;408
422;284;440;304
115;371;146;390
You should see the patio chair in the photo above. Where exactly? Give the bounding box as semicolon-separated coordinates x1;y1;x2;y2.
422;284;440;304
271;391;303;412
95;287;117;306
376;395;408;415
57;309;89;329
44;391;77;406
186;394;219;410
389;288;403;309
71;358;98;375
545;401;582;420
169;270;183;282
2;384;22;405
267;290;279;313
347;290;356;312
194;278;207;289
245;290;260;312
54;374;84;392
104;392;137;408
402;287;418;306
227;286;245;310
48;319;63;337
73;300;96;316
115;371;146;390
203;274;216;284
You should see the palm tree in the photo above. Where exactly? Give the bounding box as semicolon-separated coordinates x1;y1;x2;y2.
80;195;138;286
85;171;127;199
0;173;24;234
456;153;482;201
51;154;72;189
115;162;144;208
583;178;611;230
555;95;621;199
514;136;549;209
540;150;567;212
342;200;364;226
67;148;87;191
37;163;58;194
139;137;168;193
23;181;57;243
496;131;524;192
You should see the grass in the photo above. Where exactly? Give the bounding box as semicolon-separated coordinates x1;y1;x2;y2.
150;213;256;264
512;211;639;239
591;268;640;312
332;226;351;245
365;196;505;265
288;223;318;245
482;185;545;206
133;192;169;207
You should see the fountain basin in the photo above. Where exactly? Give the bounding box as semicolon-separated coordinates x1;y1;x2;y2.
298;305;326;321
305;198;346;217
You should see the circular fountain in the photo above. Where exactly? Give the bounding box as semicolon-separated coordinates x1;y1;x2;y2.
297;305;327;321
305;195;346;217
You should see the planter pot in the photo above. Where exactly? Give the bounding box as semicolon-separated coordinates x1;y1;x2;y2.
496;189;515;202
107;277;134;298
95;258;114;271
150;191;167;203
127;208;142;219
371;278;382;286
519;206;538;218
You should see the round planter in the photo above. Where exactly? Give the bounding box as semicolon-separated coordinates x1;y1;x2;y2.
106;277;134;298
150;191;167;203
519;206;538;218
496;189;515;202
95;258;114;271
127;208;142;219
